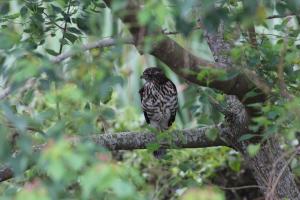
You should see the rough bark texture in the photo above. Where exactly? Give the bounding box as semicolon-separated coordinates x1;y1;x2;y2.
89;128;227;150
247;138;300;199
203;21;233;67
203;21;267;104
0;127;227;183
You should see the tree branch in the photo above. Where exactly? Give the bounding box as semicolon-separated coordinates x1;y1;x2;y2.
266;14;297;19
51;38;134;63
87;127;227;150
202;20;270;102
0;127;228;183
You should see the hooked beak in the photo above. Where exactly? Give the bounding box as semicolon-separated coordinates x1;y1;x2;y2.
140;74;145;79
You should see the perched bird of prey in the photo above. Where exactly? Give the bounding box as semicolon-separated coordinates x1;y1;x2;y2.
139;67;178;158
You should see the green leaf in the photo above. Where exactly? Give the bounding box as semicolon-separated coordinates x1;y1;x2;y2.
67;27;82;34
0;30;21;50
146;143;160;152
0;2;10;15
243;89;259;101
97;2;107;8
101;107;115;119
181;187;225;200
20;6;28;17
238;134;255;142
5;13;20;19
99;86;113;104
247;144;261;157
75;17;90;33
51;4;63;13
45;48;59;56
267;111;279;120
112;179;135;198
228;158;241;172
59;38;69;45
206;127;219;141
64;32;78;43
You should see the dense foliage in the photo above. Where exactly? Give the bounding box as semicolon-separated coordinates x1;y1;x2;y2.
0;0;299;199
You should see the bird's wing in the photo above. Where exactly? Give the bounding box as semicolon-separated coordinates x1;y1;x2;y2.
139;86;150;124
167;81;178;127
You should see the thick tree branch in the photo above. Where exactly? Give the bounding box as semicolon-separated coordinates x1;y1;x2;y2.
0;127;228;183
202;21;270;102
87;127;227;150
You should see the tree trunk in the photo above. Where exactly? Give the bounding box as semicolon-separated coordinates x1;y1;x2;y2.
221;95;300;199
246;137;300;199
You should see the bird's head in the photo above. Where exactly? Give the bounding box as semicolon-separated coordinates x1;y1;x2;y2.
140;67;167;83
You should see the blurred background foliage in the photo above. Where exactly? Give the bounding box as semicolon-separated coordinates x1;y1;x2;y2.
0;0;299;199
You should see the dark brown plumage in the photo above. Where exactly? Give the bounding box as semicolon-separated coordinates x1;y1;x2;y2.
139;67;178;158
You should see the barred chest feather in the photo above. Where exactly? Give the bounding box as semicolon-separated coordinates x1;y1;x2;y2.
140;80;178;130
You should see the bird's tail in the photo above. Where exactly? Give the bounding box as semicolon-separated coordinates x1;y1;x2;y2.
153;148;167;159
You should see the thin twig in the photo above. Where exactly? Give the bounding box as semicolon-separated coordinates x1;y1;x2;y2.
266;14;297;19
257;33;300;41
55;0;72;120
218;184;265;190
248;24;257;48
58;0;72;54
162;27;201;35
42;11;64;30
51;38;134;63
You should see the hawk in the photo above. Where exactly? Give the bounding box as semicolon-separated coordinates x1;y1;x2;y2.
139;67;178;158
